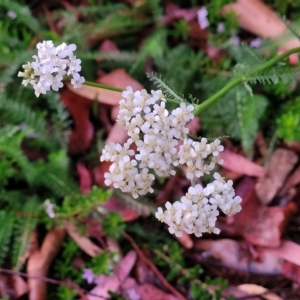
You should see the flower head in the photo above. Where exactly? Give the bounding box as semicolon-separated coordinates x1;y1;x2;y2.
82;268;95;284
197;7;209;29
100;87;242;237
18;40;85;97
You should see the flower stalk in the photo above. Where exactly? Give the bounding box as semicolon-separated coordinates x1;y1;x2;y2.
76;46;300;115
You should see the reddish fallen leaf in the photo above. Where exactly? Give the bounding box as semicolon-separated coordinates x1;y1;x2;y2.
266;240;300;267
223;286;260;299
93;161;111;187
177;231;193;249
134;283;177;300
283;261;300;285
188;20;208;48
105;123;128;144
195;239;283;274
255;148;298;205
135;258;156;285
66;82;123;105
163;2;199;25
279;165;300;197
187;117;201;135
88;275;119;299
77;162;92;194
156;173;189;204
66;67;143;105
65;221;102;257
98;68;143;90
111;105;120;121
204;44;225;65
99;39;119;53
114;250;137;281
238;284;283;300
256;131;267;156
106;238;122;258
234;177;297;247
13;276;28;298
287;141;300;153
104;197;139;222
222;0;300;65
27;227;66;300
61;90;94;154
220;150;265;178
86;218;105;239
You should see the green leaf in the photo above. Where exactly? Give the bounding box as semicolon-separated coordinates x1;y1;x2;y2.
0;211;15;266
13;198;38;270
102;212;125;238
90;251;119;276
237;92;268;158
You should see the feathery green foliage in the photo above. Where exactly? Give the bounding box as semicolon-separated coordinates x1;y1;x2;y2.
147;73;186;103
0;0;40;33
277;97;300;142
0;211;15;267
13;198;38;270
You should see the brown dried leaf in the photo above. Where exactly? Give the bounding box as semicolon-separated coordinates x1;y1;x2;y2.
13;276;28;298
77;162;92;194
163;2;199;25
98;68;143;90
114;250;137;282
234;177;297;247
266;240;300;267
66;68;143;105
27;227;66;300
65;221;102;257
66;83;122;105
222;0;300;65
134;283;177;300
176;231;193;249
279;165;300;197
195;239;283;274
103;197;139;222
222;0;286;38
135;258;155;285
99;39;119;53
223;285;260;299
220;150;265;177
255;149;298;205
283;261;300;285
60;90;94;154
238;284;283;300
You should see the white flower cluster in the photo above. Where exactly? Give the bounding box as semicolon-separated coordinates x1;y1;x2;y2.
18;40;85;97
155;173;242;237
100;87;242;237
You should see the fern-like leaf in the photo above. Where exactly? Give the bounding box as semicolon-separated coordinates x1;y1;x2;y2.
0;125;37;183
0;211;15;267
0;0;41;33
13;198;38;270
248;65;300;85
200;76;268;158
34;150;79;197
146;73;186;103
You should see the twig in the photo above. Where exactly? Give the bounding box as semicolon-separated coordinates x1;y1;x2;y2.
0;268;108;300
122;232;186;300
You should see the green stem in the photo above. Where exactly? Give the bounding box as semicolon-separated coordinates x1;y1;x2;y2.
84;80;123;92
194;46;300;116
